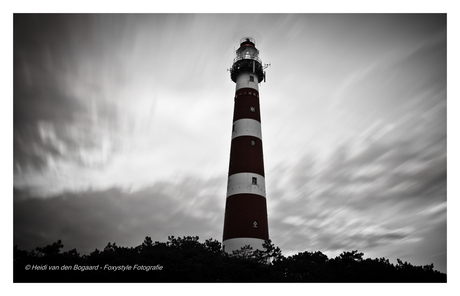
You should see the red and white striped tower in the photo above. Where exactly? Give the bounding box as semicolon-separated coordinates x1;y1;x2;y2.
223;37;270;254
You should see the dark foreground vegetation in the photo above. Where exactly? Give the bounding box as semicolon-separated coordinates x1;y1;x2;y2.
14;236;446;282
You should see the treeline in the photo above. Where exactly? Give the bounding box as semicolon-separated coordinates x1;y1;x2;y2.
14;236;446;282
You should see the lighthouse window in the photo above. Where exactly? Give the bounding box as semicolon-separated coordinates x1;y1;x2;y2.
252;177;257;185
253;220;259;228
251;140;256;146
250;106;256;112
249;76;254;82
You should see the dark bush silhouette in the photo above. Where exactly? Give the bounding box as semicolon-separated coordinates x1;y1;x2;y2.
13;237;446;282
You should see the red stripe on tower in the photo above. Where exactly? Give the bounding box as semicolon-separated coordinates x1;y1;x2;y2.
223;37;270;254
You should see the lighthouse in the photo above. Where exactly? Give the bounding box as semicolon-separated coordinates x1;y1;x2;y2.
222;37;269;254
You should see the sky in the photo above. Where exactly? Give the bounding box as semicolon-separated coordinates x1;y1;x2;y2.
12;13;449;273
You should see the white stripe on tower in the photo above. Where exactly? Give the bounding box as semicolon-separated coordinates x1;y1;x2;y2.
232;119;262;140
222;238;266;256
236;72;259;91
226;172;266;198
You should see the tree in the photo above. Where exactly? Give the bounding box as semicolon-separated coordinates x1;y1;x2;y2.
141;236;154;249
338;250;364;264
204;238;222;254
276;250;330;282
35;239;64;257
231;245;254;260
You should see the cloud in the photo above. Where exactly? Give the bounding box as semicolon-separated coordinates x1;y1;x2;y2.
265;96;446;270
334;26;446;122
14;15;106;173
13;14;236;196
14;174;226;254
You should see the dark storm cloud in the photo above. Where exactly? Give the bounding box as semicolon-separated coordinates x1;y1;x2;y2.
327;140;446;205
14;15;92;127
14;175;225;254
14;15;90;172
14;15;127;173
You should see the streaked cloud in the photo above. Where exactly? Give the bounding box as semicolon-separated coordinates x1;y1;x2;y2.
14;174;226;254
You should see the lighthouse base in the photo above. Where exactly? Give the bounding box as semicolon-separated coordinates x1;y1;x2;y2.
222;237;266;255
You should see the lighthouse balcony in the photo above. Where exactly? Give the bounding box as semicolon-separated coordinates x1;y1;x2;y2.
232;54;262;65
230;58;264;83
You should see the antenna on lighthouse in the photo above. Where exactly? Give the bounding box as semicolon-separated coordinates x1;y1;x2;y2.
263;63;271;83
